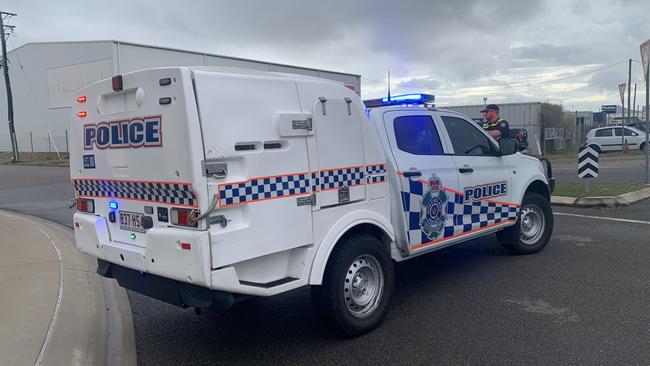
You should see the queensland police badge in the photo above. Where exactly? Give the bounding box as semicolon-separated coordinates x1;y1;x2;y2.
420;174;448;240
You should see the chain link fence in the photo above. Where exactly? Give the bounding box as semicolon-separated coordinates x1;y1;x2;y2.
0;131;70;153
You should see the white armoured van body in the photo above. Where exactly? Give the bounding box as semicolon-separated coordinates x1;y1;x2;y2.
71;67;553;335
70;67;390;297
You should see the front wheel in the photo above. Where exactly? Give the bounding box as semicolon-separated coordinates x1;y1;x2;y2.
311;234;394;336
497;192;553;254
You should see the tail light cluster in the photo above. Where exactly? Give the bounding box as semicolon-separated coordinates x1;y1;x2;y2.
170;208;198;228
76;198;95;213
77;94;87;119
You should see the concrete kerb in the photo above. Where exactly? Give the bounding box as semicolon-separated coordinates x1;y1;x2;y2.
551;186;650;208
0;209;136;366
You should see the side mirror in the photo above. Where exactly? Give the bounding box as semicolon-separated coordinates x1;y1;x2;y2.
499;138;517;156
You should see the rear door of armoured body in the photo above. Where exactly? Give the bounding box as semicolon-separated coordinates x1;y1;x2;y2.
191;70;314;272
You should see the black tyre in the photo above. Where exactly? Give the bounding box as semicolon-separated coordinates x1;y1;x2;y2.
497;192;553;254
311;234;394;336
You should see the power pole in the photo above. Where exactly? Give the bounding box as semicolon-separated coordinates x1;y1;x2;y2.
0;11;18;162
625;58;631;151
633;83;637;120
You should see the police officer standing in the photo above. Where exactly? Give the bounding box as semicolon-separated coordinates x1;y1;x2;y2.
480;104;509;140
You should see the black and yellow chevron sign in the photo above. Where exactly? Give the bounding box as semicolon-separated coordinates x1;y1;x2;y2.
578;145;599;178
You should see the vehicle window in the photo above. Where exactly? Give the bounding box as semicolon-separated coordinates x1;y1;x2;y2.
595;129;612;137
393;115;444;155
441;116;497;156
624;128;638;136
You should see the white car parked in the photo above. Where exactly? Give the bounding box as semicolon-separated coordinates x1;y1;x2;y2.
586;126;648;152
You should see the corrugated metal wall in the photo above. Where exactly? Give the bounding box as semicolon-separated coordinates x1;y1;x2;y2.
0;40;361;152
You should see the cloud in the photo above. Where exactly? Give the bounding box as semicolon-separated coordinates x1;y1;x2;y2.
6;0;650;111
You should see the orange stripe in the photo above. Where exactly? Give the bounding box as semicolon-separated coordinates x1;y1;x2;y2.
76;195;198;208
410;220;515;250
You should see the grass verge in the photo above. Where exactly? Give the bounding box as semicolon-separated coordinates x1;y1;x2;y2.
553;182;646;197
0;152;69;167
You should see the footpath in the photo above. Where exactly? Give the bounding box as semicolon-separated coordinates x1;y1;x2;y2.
0;210;136;366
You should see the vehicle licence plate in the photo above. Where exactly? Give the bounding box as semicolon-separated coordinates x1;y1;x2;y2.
119;211;145;233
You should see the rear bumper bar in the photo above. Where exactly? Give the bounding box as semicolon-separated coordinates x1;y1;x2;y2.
97;259;236;310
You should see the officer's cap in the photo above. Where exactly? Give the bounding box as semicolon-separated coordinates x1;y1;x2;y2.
480;104;499;113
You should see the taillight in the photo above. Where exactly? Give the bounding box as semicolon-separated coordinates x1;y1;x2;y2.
76;198;95;213
170;208;198;228
77;111;87;118
112;75;123;91
77;95;87;103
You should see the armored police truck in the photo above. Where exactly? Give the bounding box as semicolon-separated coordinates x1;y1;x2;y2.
70;67;554;335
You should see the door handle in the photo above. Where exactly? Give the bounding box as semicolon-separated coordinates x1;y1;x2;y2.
459;167;474;173
403;170;422;177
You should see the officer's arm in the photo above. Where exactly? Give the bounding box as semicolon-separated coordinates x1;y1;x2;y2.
488;130;501;138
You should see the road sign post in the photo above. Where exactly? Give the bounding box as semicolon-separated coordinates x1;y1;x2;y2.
579;145;599;193
641;39;650;184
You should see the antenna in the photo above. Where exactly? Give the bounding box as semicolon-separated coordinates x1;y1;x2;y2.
387;70;391;101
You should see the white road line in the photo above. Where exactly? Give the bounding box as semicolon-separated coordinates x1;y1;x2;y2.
33;225;64;366
554;212;650;225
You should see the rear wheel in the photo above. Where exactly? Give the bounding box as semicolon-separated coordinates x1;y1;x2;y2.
497;192;553;254
311;234;394;336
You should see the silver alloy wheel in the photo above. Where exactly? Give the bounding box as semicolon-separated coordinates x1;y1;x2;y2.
343;254;384;318
519;203;545;245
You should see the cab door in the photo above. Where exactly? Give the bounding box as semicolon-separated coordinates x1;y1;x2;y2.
436;113;517;234
382;110;460;253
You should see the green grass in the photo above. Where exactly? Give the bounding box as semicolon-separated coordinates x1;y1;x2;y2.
1;152;69;167
553;182;646;197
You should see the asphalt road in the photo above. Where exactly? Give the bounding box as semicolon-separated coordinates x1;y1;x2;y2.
552;153;649;183
2;165;650;365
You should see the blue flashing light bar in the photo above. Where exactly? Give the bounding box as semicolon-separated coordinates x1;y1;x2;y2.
109;201;119;210
364;93;435;108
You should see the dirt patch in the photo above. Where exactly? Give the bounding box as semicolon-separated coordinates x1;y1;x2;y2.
1;152;70;167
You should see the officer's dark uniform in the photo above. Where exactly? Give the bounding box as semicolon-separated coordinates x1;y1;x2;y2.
480;104;509;140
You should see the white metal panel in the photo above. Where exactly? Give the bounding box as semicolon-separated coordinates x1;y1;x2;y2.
191;70;314;268
0;41;114;150
47;58;113;108
312;99;365;208
70;67;207;246
117;43;205;72
205;55;269;71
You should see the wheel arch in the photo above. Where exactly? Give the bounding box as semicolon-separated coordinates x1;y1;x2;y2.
525;179;551;202
309;210;394;285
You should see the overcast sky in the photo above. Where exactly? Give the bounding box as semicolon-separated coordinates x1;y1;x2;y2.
2;0;650;111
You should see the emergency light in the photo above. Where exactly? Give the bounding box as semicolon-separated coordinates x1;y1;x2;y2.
364;93;435;108
109;201;118;210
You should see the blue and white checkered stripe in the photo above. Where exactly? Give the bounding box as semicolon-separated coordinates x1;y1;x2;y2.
366;164;387;184
400;176;519;249
72;179;197;207
320;167;365;191
218;164;386;207
218;173;310;207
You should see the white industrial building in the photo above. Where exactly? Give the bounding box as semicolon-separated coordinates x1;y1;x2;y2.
0;40;361;152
